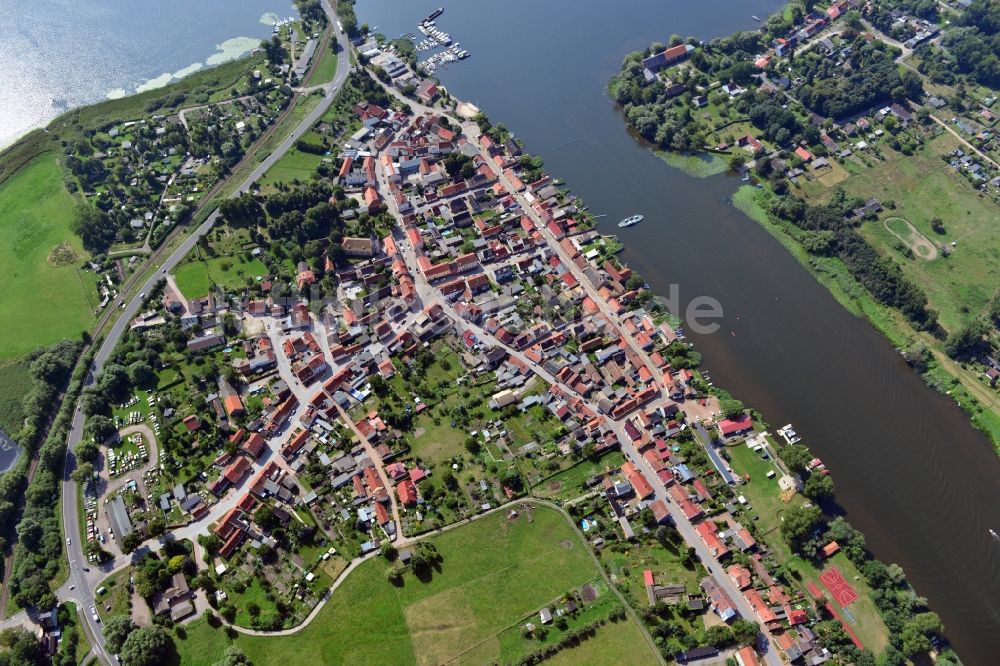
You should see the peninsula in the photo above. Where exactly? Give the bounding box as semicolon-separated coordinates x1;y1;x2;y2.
612;0;1000;453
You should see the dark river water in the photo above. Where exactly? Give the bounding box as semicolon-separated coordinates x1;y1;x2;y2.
359;1;1000;662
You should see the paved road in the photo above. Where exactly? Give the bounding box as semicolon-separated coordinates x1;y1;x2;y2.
51;12;352;663
381;95;781;664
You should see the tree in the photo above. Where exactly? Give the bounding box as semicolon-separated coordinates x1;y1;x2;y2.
803;473;834;501
780;444;812;474
102;615;136;653
944;321;989;360
719;397;744;419
72;203;115;252
86;415;117;443
900;623;932;657
128;361;156;388
706;624;733;646
119;625;174;666
0;627;47;666
122;531;143;553
220;193;266;228
71;462;95;485
730;619;759;646
213;646;254;666
780;504;822;550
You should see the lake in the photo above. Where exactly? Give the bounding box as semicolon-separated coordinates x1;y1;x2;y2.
0;0;298;148
357;0;1000;662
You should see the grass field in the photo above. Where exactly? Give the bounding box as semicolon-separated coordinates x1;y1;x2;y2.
884;217;938;260
0;154;97;359
543;615;658;666
0;360;30;435
96;568;133;622
173;504;638;666
259;145;326;188
173;253;268;299
532;450;625;500
807;132;1000;333
306;42;339;86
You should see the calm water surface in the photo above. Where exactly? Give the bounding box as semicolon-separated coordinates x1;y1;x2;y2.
357;1;1000;662
0;0;297;147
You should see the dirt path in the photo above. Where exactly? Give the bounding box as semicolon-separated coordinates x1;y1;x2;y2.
101;423;160;497
883;216;938;260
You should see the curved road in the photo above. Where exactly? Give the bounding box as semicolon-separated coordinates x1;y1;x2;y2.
51;10;352;663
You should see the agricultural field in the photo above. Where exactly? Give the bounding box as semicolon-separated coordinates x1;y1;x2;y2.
0;153;98;359
173;504;637;666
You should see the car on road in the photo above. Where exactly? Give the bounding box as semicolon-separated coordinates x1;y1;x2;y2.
139;292;145;299
69;585;75;590
66;537;71;546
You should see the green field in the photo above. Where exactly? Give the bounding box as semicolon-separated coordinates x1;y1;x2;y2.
0;360;31;435
804;132;1000;334
0;154;97;359
532;450;625;500
173;254;267;299
544;616;659;666
259;146;326;188
307;42;339;86
174;504;636;665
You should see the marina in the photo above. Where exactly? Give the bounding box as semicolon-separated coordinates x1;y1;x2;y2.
270;16;298;34
408;7;471;75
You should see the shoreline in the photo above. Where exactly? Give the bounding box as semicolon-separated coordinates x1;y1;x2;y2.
729;182;1000;452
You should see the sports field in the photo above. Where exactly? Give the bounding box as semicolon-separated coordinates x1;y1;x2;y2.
0;153;96;359
173;504;648;665
820;565;859;607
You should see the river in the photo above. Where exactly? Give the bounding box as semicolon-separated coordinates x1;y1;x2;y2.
0;0;297;148
357;0;1000;662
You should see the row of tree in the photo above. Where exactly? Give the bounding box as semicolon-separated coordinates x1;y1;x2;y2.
5;344;92;612
767;192;937;330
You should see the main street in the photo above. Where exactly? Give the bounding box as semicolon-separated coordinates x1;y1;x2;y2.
43;10;352;663
384;155;782;666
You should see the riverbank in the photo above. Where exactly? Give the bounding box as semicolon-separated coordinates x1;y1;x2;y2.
611;4;1000;453
732;184;1000;449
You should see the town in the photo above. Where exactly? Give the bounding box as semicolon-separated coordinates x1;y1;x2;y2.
0;1;958;665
